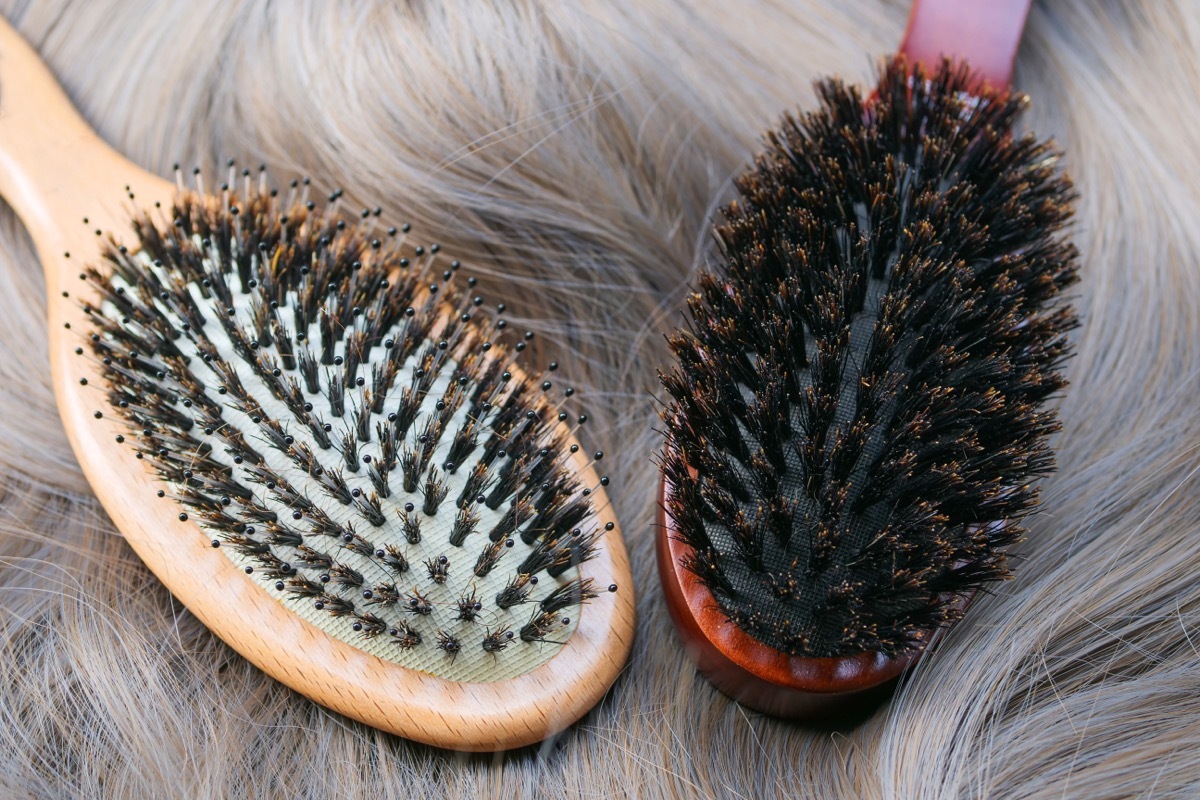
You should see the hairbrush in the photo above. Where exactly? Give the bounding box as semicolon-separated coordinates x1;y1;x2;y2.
657;0;1078;719
0;18;634;750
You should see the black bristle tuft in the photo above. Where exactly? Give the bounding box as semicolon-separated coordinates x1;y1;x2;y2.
495;573;532;609
659;58;1078;659
425;554;450;584
538;577;598;614
481;626;515;653
456;588;483;623
436;629;462;660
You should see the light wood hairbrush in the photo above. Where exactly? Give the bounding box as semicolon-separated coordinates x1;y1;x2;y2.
0;17;634;752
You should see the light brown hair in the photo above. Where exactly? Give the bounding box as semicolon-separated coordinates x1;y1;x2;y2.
0;0;1196;796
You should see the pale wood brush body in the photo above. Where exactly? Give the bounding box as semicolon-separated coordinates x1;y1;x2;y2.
0;17;634;751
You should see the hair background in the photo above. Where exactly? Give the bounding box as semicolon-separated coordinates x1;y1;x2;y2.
0;0;1197;797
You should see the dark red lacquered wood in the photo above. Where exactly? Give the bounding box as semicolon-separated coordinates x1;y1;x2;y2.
900;0;1033;89
654;0;1025;721
657;475;933;720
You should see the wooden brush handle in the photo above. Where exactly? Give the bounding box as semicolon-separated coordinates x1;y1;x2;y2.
0;15;173;288
900;0;1033;88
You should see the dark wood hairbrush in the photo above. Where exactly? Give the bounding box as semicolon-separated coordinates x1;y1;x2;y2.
657;0;1077;720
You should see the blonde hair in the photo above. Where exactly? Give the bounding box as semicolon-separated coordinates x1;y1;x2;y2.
1;0;1198;796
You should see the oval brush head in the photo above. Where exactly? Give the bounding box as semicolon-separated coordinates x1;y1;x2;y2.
657;57;1078;719
0;18;633;751
81;177;633;741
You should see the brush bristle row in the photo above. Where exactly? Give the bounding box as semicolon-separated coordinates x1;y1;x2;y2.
81;174;617;681
660;59;1079;658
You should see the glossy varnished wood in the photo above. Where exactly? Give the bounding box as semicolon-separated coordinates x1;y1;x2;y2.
657;477;920;720
0;17;634;751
